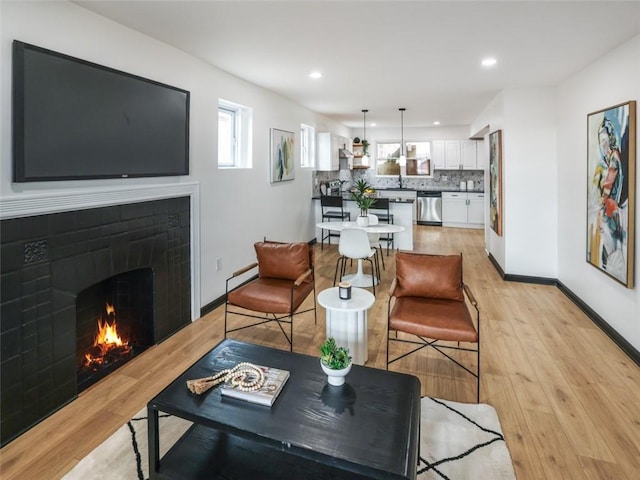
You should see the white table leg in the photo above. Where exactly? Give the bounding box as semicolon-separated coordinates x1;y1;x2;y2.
342;259;379;287
325;308;368;365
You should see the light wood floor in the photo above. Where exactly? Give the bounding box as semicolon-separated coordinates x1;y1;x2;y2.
1;226;639;479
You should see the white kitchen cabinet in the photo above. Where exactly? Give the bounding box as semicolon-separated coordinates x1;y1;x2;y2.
431;140;481;170
317;132;340;171
376;189;417;223
444;141;461;169
442;192;468;224
461;141;478;169
431;141;446;169
343;137;353;169
467;193;484;225
475;140;487;170
442;192;484;229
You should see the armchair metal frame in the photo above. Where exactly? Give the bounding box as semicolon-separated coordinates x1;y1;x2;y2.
386;253;480;402
224;242;317;352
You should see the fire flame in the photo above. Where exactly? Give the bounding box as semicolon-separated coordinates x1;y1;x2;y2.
94;318;125;348
84;302;130;366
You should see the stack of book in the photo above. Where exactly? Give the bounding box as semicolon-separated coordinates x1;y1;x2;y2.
220;365;289;407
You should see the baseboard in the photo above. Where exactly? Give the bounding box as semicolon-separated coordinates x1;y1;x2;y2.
556;281;640;367
487;253;638;366
488;253;556;285
200;273;260;317
503;273;557;285
488;253;505;277
200;296;226;317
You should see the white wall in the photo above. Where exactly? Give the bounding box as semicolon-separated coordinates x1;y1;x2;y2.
0;1;347;308
473;35;639;350
503;88;558;277
472;93;505;265
556;34;640;350
470;89;557;278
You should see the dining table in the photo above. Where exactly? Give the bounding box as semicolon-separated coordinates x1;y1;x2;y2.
315;221;406;287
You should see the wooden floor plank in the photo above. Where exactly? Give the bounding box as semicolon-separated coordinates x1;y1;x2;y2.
520;408;586;480
1;226;639;480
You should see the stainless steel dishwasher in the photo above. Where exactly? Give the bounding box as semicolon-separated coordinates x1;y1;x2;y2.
417;191;442;226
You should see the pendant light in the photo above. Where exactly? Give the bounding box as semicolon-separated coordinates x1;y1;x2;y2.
399;108;406;167
361;109;369;166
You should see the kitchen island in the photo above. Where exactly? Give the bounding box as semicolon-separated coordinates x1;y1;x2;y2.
313;195;414;250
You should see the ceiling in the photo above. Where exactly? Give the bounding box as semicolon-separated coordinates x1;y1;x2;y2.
74;1;640;129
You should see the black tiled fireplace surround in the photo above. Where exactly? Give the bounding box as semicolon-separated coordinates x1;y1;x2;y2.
0;196;191;446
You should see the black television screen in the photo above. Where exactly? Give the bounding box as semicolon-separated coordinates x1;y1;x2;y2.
12;40;190;182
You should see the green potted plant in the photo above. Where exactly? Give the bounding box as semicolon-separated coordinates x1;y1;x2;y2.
361;139;369;157
320;337;352;386
352;179;377;225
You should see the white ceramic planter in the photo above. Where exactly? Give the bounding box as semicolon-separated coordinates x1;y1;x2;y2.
320;360;352;386
356;215;369;227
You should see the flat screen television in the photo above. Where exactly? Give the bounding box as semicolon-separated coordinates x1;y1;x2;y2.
12;40;190;182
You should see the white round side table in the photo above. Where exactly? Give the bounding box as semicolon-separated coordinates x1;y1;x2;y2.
317;287;375;365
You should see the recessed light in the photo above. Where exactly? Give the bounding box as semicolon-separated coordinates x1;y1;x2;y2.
481;58;497;67
309;71;322;79
370;123;376;127
433;121;440;125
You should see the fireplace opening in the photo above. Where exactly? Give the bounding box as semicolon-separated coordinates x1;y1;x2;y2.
76;268;155;393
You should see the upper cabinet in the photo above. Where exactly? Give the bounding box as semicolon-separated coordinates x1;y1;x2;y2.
460;141;478;169
317;133;339;171
317;133;352;171
475;140;488;170
431;141;446;169
431;140;482;170
444;141;462;169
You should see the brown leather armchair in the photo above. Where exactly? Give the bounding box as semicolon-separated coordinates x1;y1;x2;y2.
386;252;480;402
224;241;316;351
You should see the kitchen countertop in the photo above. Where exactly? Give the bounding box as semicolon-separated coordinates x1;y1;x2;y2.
312;195;414;203
376;187;485;193
436;189;485;193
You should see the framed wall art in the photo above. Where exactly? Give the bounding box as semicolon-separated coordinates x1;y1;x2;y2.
489;129;503;236
586;100;636;288
270;128;295;183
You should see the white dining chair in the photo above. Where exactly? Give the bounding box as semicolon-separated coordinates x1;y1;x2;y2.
367;214;385;272
333;228;378;295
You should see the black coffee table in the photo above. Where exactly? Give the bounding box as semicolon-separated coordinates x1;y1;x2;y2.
148;339;420;479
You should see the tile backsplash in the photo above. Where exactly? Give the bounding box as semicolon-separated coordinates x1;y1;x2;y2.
313;165;484;194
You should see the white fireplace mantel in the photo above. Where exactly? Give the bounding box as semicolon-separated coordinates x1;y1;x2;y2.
0;183;198;219
0;182;201;322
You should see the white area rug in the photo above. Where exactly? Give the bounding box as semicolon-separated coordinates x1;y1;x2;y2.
62;411;191;480
64;397;515;479
418;397;516;479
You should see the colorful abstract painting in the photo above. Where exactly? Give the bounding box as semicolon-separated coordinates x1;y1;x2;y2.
489;130;503;236
586;101;636;288
270;128;295;182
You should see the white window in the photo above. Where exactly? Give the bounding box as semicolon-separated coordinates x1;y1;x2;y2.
375;141;431;176
375;141;401;176
300;123;315;168
218;99;252;168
